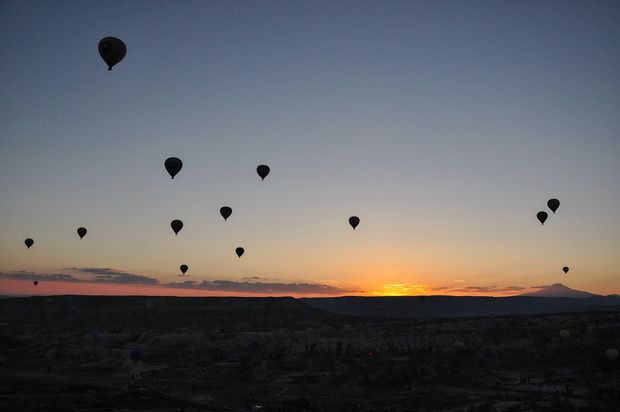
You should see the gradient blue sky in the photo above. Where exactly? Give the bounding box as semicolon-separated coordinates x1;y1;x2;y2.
1;0;619;297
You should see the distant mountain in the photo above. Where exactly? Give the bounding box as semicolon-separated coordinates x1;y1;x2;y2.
519;283;599;298
300;293;620;319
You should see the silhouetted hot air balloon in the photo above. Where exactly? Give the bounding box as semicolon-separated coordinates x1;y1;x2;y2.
164;157;183;179
256;165;270;180
180;264;188;275
536;211;548;225
220;206;232;221
349;216;360;230
98;37;127;70
563;266;569;274
235;247;244;258
77;227;87;239
171;220;183;235
547;198;560;214
25;238;34;249
33;281;38;286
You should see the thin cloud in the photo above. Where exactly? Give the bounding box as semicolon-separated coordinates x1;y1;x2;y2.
68;267;159;285
427;285;527;295
164;279;359;295
0;271;85;282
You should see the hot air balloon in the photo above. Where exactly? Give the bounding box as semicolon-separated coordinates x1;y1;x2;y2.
365;342;377;356
91;329;100;338
606;348;619;362
547;198;560;214
25;238;34;249
563;267;569;274
256;165;270;180
164;157;182;179
220;206;232;221
180;264;188;275
560;330;570;339
77;227;87;239
454;341;466;351
98;37;127;70
33;281;38;286
171;220;183;235
349;216;360;230
235;247;244;258
536;211;548;225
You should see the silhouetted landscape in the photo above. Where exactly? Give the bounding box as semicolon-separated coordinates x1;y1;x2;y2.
1;294;619;411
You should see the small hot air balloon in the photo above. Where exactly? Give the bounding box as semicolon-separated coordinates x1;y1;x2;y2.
25;238;34;249
547;198;560;214
235;247;244;258
91;329;100;338
77;227;87;239
536;211;548;225
349;216;360;230
257;165;270;180
180;264;188;275
563;266;569;274
220;206;232;221
33;281;38;286
560;330;570;339
98;37;127;70
606;348;618;362
164;157;183;179
171;219;183;235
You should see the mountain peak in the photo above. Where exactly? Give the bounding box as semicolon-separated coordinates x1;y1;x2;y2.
521;283;599;298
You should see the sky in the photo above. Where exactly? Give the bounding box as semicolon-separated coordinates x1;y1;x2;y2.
1;0;619;298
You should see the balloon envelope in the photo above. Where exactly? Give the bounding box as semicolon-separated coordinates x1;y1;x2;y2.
536;211;548;225
563;266;569;274
180;264;188;275
25;238;34;249
547;198;560;214
171;220;183;235
256;165;270;180
235;247;244;258
164;157;183;179
98;37;127;70
349;216;360;230
220;206;232;221
77;227;87;239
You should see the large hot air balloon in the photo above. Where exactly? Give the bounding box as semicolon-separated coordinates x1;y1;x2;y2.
220;206;232;221
349;216;360;230
563;267;569;274
171;220;183;235
33;281;38;286
547;198;560;214
164;157;183;179
25;238;34;249
235;247;244;258
536;211;548;225
256;165;270;180
98;37;127;70
77;227;87;239
180;264;188;275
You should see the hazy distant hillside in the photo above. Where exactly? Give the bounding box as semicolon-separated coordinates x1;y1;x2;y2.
300;295;620;318
519;283;599;298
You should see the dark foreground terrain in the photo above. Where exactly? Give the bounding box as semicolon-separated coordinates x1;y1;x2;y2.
0;295;619;411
